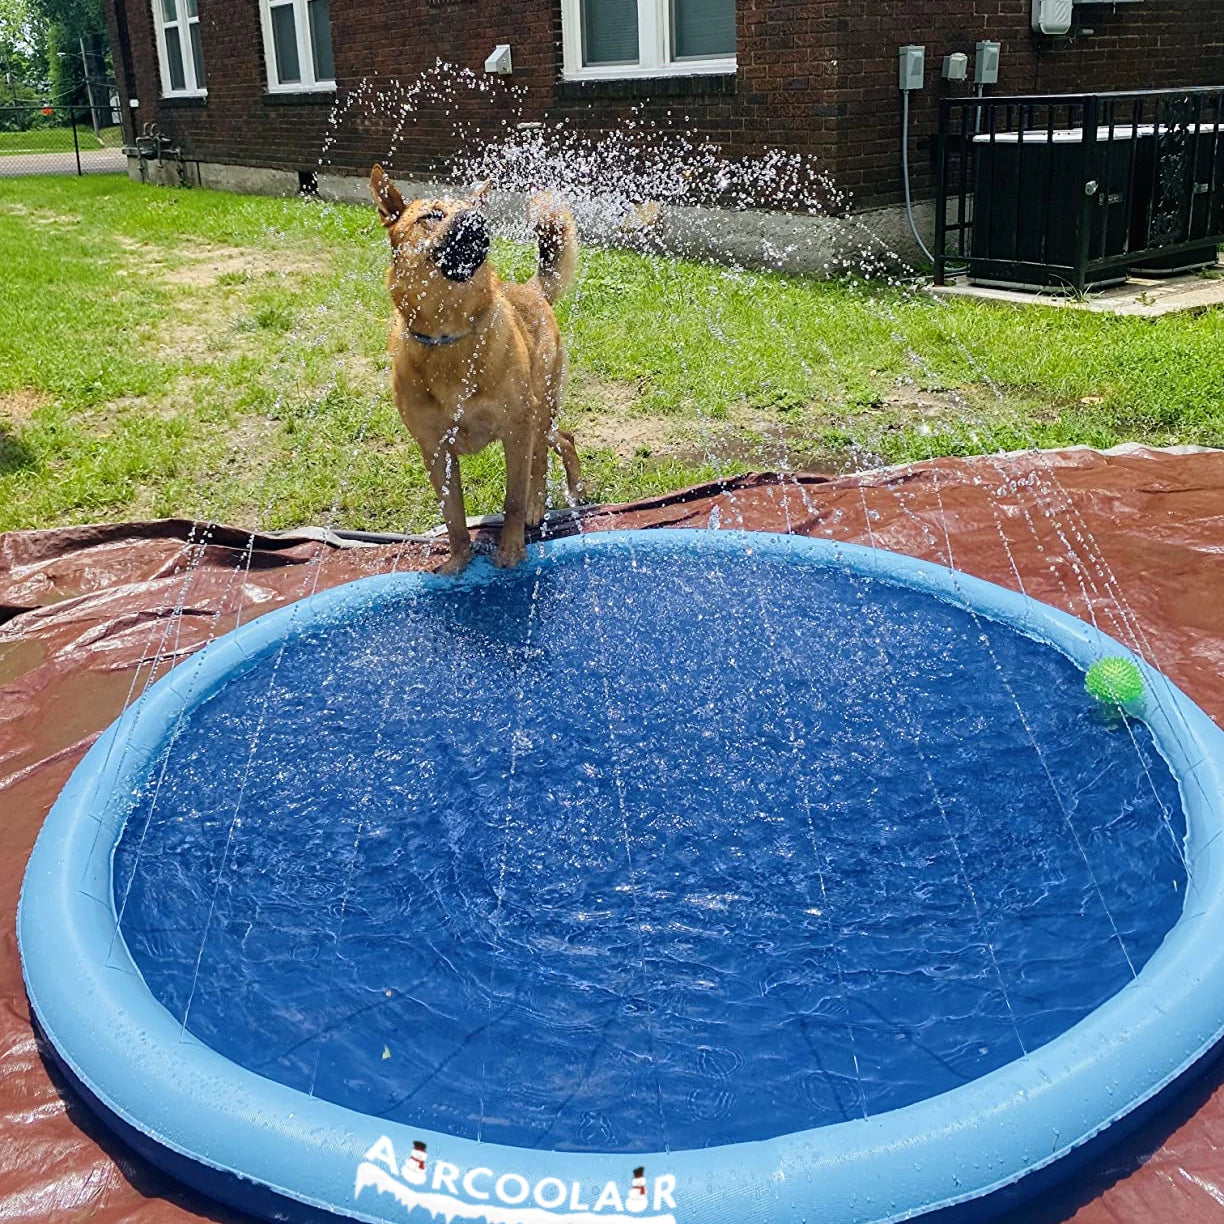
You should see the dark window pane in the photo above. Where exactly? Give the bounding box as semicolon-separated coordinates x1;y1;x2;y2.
163;28;186;91
307;0;334;82
189;21;205;87
582;0;638;65
185;0;198;16
672;0;733;58
161;0;177;23
270;3;301;83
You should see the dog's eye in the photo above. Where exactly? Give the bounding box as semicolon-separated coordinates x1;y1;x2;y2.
419;209;445;225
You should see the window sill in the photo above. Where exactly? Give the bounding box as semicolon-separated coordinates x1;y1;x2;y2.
158;93;208;108
563;57;734;80
556;72;735;100
262;89;337;106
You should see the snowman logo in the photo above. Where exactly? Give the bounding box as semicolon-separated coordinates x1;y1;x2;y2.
404;1140;427;1186
627;1166;647;1212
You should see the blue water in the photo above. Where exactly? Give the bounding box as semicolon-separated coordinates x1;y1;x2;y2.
114;542;1186;1153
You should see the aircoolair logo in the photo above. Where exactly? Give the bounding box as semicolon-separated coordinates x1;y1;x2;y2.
354;1136;678;1224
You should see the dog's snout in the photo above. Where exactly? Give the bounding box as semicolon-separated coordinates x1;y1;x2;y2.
433;209;490;283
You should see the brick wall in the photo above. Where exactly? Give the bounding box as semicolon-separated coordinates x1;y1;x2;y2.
106;0;1224;211
838;0;1224;207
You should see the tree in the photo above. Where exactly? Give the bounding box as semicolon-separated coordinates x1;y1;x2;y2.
0;0;47;104
28;0;104;104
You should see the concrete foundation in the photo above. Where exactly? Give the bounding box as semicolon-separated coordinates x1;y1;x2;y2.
125;155;935;274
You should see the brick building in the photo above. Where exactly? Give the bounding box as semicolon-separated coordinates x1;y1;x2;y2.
106;0;1224;217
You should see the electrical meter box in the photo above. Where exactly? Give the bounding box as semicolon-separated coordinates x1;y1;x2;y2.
975;41;1000;85
898;45;925;91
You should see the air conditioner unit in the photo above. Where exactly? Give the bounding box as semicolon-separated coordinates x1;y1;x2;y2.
970;127;1133;291
1130;125;1224;276
968;118;1223;290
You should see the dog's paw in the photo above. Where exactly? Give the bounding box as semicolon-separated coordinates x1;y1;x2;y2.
494;542;526;569
438;548;473;575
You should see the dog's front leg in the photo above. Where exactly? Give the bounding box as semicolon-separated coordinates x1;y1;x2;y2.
496;429;532;568
422;437;472;574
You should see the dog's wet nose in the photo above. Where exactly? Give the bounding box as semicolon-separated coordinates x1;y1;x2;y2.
433;209;490;282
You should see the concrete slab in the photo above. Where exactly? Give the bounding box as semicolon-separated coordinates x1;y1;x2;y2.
928;266;1224;317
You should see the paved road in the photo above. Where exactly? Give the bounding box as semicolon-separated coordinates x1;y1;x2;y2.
0;147;127;177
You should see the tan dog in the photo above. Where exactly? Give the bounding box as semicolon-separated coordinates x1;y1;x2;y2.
370;165;584;572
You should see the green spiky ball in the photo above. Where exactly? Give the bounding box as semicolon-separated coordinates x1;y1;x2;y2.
1085;657;1145;707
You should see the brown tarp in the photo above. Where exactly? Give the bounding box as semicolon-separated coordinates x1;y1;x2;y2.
3;447;1224;1224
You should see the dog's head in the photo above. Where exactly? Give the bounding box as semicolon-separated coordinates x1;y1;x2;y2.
370;166;492;317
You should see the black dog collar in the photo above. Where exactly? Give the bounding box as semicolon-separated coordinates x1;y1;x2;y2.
407;328;468;346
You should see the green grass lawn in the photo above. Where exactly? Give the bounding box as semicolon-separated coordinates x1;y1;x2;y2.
0;126;123;155
0;175;1220;535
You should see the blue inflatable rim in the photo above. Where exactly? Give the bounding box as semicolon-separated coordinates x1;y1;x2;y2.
18;528;1224;1224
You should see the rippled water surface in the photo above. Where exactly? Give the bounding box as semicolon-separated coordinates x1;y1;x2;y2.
115;542;1186;1151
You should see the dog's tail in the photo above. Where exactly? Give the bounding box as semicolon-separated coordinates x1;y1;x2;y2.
529;193;577;305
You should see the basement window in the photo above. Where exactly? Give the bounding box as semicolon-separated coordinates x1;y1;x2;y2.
259;0;336;93
561;0;735;80
152;0;206;97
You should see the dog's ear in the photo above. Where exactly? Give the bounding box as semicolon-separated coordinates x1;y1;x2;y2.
370;164;406;228
468;180;493;209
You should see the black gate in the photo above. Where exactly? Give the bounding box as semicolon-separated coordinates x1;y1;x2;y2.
0;101;126;178
934;87;1224;292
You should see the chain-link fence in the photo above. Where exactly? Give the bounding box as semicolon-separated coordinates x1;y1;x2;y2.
0;102;127;178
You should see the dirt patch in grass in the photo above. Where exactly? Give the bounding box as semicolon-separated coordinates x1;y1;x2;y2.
28;212;81;227
663;390;1011;473
152;311;253;365
0;202;81;225
572;376;642;416
852;384;1064;430
574;411;680;459
566;375;680;458
674;397;854;472
120;241;337;364
565;375;848;471
882;387;973;418
76;392;173;431
114;236;331;288
164;245;324;287
0;388;48;421
673;423;851;474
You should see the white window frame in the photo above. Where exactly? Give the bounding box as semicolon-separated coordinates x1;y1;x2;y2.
259;0;336;94
561;0;735;81
151;0;206;98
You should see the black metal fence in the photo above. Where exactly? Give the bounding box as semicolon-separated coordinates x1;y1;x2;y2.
0;102;127;178
934;87;1224;292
